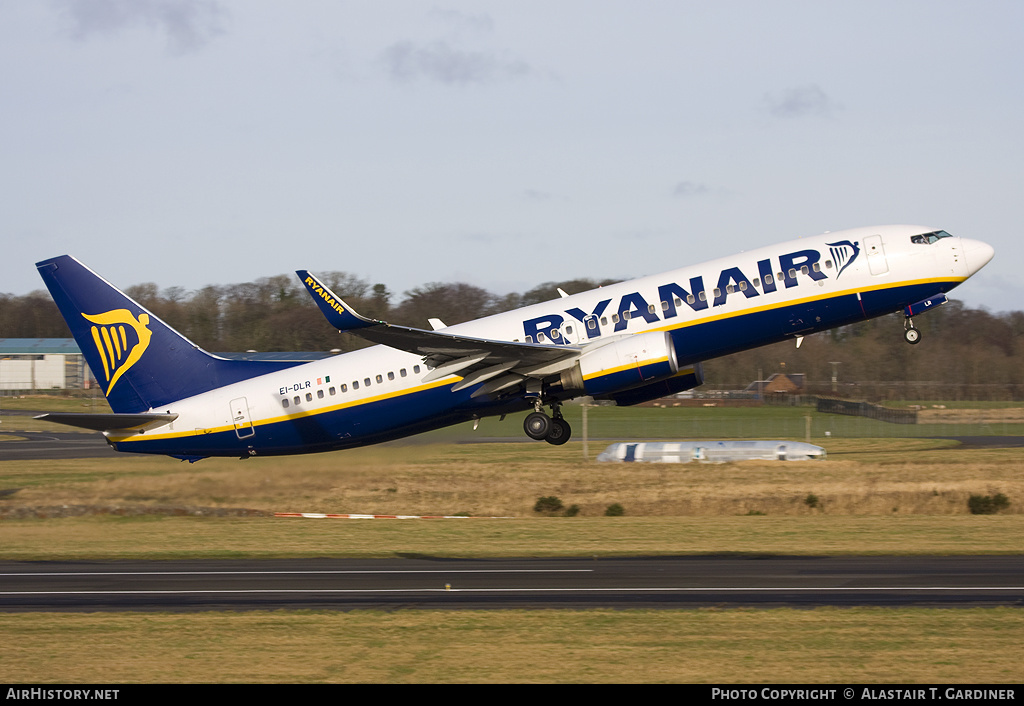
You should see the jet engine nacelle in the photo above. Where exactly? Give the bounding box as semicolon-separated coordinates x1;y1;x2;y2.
601;362;704;406
559;330;680;398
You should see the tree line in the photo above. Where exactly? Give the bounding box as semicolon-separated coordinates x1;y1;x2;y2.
3;274;1022;400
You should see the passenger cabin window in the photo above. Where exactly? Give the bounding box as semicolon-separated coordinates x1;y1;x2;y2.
317;389;324;399
388;372;395;381
376;374;383;384
282;399;290;408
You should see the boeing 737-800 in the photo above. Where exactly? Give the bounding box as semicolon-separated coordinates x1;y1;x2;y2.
35;224;993;461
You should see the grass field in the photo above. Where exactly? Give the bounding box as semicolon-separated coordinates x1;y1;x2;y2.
2;436;1021;524
1;398;1022;683
2;608;1022;683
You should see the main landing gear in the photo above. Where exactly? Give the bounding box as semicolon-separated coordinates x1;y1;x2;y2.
523;401;571;445
904;317;921;345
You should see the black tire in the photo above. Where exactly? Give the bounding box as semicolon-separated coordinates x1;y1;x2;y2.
904;327;921;345
523;411;551;440
545;417;571;445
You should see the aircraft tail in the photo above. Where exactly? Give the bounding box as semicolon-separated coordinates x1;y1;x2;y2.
36;255;299;414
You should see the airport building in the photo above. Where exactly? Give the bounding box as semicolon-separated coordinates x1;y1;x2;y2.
0;339;329;394
0;339;90;392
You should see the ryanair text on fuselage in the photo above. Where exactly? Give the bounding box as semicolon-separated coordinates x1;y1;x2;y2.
523;242;857;344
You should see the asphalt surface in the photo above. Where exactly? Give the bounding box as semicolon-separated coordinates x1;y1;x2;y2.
0;429;118;460
1;556;1021;612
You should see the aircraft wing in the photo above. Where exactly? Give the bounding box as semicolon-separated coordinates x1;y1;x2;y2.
296;271;580;393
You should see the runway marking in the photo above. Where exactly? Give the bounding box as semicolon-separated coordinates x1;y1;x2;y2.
2;586;1021;596
0;569;594;577
274;512;514;519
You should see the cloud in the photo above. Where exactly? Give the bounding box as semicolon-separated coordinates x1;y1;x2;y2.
522;189;567;202
51;0;227;54
672;181;711;198
381;40;537;85
455;232;502;244
764;84;840;118
427;9;494;35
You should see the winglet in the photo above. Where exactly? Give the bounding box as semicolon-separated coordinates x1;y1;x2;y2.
296;270;378;331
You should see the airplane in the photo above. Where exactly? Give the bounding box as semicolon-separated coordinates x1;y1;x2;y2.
34;224;993;462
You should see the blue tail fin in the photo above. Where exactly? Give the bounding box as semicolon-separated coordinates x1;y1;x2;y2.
36;255;299;413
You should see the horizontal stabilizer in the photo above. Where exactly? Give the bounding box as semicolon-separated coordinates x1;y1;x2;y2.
35;412;178;432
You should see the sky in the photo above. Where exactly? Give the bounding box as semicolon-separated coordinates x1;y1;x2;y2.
2;1;1022;312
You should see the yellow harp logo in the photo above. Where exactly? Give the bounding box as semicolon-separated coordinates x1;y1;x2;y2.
82;309;153;395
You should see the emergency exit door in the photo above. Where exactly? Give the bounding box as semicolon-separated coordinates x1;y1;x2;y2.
230;397;254;439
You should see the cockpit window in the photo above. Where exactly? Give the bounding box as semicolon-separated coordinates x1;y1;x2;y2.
911;230;953;245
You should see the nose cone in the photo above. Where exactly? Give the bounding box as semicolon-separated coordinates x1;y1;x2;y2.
961;238;995;276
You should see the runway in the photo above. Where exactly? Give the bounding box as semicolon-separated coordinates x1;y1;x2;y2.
4;427;1024;462
1;556;1021;611
0;429;117;461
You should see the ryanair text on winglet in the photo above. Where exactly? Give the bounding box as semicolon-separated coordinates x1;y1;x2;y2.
305;276;347;317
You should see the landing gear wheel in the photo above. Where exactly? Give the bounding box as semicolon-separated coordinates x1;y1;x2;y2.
524;411;552;440
904;327;921;345
545;417;571;445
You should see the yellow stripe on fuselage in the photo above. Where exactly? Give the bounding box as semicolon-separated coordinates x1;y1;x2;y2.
107;376;460;444
650;275;964;335
110;275;962;445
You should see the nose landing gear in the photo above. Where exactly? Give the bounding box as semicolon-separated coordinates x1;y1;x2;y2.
904;317;921;345
523;401;572;445
902;295;947;345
